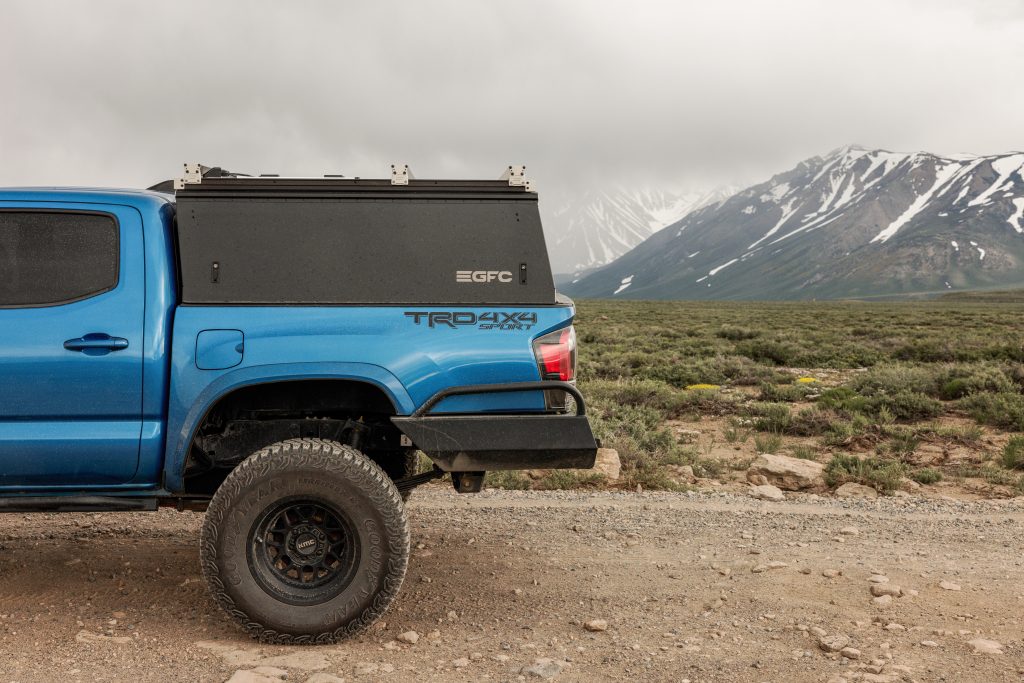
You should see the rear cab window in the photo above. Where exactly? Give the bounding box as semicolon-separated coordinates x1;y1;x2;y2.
0;212;119;307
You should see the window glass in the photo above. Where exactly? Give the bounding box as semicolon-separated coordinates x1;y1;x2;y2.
0;212;119;307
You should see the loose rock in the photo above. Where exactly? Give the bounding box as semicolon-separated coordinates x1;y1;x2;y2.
522;657;568;679
584;619;608;632
396;630;419;645
591;448;621;481
746;453;826;491
818;634;850;652
870;584;902;598
968;638;1003;655
749;484;785;502
939;580;961;591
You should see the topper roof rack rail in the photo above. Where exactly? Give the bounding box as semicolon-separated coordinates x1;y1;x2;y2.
148;163;535;196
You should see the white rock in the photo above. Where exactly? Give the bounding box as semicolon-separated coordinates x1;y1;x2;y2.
939;580;961;591
522;657;568;679
871;584;902;598
591;448;621;481
840;647;861;660
835;482;878;499
452;657;470;668
872;594;893;606
746;453;826;491
584;619;608;632
818;634;850;652
74;631;132;645
920;640;940;648
968;638;1003;654
868;575;889;584
397;630;419;644
749;484;785;502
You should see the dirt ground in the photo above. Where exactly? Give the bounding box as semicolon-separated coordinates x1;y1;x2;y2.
0;486;1021;682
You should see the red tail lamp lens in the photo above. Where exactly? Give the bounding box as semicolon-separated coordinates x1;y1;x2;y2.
533;326;576;381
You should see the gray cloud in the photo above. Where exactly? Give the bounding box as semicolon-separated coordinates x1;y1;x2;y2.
2;0;1023;201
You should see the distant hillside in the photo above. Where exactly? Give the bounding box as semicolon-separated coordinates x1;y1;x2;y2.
938;289;1024;303
545;185;735;274
565;146;1024;300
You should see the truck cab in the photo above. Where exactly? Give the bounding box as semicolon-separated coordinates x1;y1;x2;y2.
0;165;597;642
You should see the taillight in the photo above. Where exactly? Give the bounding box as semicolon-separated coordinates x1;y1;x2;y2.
533;326;576;382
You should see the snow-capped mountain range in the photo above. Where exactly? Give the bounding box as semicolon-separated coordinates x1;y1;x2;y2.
565;145;1024;300
544;185;736;274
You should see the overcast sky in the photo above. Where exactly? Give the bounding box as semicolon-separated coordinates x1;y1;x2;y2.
2;0;1022;199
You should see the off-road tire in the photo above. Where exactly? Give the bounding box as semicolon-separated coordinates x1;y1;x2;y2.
200;438;410;644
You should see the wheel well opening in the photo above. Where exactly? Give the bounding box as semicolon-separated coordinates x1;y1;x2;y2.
183;379;412;496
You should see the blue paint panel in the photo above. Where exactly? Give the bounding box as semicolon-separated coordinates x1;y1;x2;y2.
195;329;244;370
161;305;573;491
0;200;146;488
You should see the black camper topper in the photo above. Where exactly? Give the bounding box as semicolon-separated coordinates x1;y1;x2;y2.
168;164;557;306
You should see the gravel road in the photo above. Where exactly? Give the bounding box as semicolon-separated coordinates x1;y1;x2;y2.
0;487;1021;682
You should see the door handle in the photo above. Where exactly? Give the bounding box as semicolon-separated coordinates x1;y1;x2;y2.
64;333;130;355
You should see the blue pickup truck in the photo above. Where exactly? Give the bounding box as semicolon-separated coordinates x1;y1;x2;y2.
0;164;597;643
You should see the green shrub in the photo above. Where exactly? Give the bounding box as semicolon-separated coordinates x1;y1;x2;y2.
485;471;532;490
753;433;783;454
759;382;814;402
746;402;792;432
716;325;760;341
910;468;942;485
878;431;919;458
735;339;800;366
789;407;842;436
1001;435;1024;470
961;391;1024;431
825;453;906;493
819;386;942;421
939;378;970;400
789;445;819;460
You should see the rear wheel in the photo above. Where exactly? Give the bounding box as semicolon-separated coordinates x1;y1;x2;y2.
200;438;410;643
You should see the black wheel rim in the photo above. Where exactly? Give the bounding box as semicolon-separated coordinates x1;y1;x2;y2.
248;498;360;606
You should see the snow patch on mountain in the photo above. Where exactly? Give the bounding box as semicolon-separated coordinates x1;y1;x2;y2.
1009;198;1024;233
871;161;962;243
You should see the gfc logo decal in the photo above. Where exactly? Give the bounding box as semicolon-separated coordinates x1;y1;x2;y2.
456;270;513;283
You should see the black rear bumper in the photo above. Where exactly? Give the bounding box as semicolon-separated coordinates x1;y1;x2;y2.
391;382;598;472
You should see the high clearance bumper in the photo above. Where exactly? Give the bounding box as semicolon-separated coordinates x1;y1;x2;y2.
391;381;598;472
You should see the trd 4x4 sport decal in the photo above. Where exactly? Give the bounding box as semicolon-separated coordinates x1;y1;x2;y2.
404;311;538;330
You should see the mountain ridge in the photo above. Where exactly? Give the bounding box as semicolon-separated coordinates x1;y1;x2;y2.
564;146;1024;300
